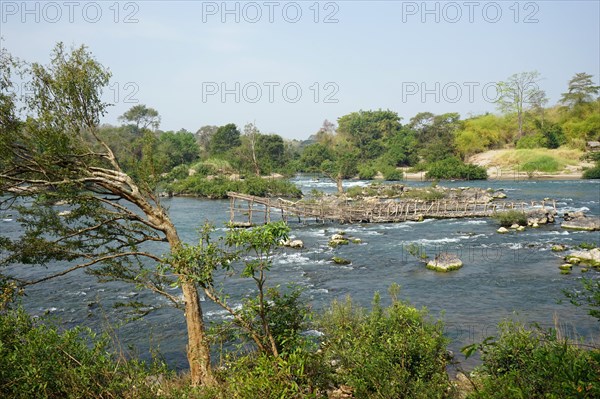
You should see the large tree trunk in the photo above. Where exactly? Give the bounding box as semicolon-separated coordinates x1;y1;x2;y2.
161;217;215;387
181;279;215;386
336;175;344;193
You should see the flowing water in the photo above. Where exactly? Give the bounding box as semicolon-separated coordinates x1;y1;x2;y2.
2;177;599;370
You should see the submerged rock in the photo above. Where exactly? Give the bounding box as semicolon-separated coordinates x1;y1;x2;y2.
426;252;463;272
332;256;351;265
329;234;349;247
565;248;600;267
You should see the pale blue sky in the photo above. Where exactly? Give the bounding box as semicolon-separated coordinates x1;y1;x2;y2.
2;1;599;139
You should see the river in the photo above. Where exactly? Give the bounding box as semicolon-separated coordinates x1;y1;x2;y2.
2;177;599;370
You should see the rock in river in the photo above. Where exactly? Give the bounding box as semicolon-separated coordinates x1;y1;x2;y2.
561;216;600;231
426;252;463;272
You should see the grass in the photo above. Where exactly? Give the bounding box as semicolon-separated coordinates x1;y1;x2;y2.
490;148;582;173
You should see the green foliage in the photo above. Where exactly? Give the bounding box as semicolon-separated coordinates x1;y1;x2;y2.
381;128;419;166
520;155;560;172
465;321;600;399
256;134;285;172
337;109;403;161
455;114;513;158
560;72;600;108
299;143;333;172
317;291;451;398
493;210;527;227
0;308;164;399
425;157;488;180
214;349;326;399
357;164;377;180
209;123;241;155
410;112;461;163
118;104;160;130
381;165;403;181
583;165;600;179
516;132;548;149
169;176;302;198
563;278;600;321
403;189;446;201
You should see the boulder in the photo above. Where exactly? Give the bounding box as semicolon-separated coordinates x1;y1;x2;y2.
563;211;585;221
561;216;600;231
332;256;351;265
565;248;600;267
516;226;525;231
527;209;556;225
426;252;463;272
497;227;509;234
493;192;507;199
279;239;304;249
551;244;567;252
330;233;352;247
510;223;520;229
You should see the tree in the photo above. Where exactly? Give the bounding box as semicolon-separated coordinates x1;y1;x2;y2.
0;43;214;386
321;148;358;193
410;112;461;163
209;123;241;155
337;110;402;160
195;125;218;155
299;143;333;172
156;129;200;170
256;134;285;173
560;72;600;108
496;71;544;138
118;104;161;131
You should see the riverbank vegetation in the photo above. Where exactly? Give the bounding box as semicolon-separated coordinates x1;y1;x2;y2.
3;290;599;399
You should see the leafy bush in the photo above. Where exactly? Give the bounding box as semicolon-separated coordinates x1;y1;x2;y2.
169;176;302;198
465;321;600;399
425;157;487;180
520;155;560;173
0;308;162;399
493;210;527;227
381;166;403;181
358;164;377;180
317;289;452;398
403;189;446;201
516;133;548;149
214;349;327;399
583;164;600;179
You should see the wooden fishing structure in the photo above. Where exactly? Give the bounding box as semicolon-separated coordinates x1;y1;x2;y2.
227;192;557;226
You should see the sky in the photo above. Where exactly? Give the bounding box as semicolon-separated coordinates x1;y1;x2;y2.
1;0;599;140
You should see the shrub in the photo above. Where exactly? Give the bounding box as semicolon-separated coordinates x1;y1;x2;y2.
358;165;377;180
520;155;560;173
583;165;600;179
425;157;488;180
0;308;162;399
381;166;403;181
169;176;302;198
466;321;600;399
317;289;452;398
516;133;548;149
493;210;527;227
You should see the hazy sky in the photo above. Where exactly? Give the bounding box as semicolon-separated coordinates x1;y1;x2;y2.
2;0;599;139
